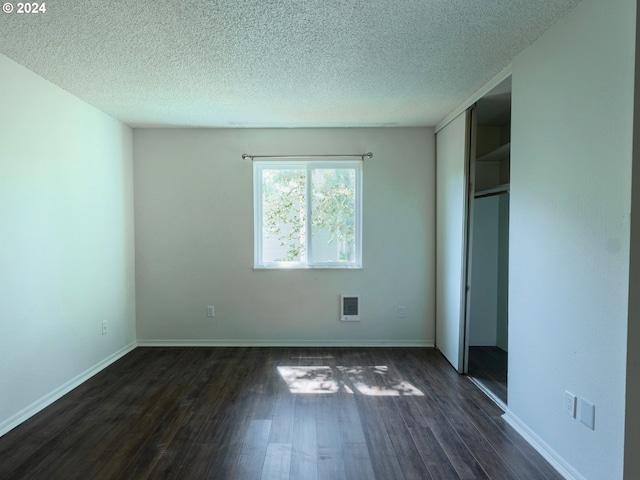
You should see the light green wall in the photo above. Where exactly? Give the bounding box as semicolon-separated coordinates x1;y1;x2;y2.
508;0;636;477
0;54;136;433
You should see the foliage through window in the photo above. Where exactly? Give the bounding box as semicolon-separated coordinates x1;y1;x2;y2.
254;161;362;268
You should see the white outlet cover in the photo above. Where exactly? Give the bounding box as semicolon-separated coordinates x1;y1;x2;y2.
565;391;576;418
579;398;595;430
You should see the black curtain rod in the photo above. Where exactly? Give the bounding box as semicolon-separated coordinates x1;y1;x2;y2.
241;153;373;161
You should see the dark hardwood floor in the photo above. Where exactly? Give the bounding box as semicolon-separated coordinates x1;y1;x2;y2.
0;347;558;480
468;346;508;404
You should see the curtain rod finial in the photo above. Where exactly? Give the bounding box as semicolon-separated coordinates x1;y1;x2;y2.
365;152;373;160
242;154;252;160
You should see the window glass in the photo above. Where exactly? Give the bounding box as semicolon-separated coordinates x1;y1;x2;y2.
254;161;362;268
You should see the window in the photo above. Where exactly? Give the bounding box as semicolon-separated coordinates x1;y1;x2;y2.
254;160;362;268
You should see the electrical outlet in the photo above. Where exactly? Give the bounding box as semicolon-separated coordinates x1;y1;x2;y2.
397;306;406;318
579;398;595;430
102;321;108;335
565;391;576;418
207;306;215;317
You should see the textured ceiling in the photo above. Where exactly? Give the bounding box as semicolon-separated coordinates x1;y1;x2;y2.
0;0;580;127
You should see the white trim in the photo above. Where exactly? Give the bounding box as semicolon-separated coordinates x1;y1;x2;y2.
502;409;585;480
0;339;433;437
253;264;363;270
253;160;363;269
0;341;137;437
435;64;513;133
136;339;434;348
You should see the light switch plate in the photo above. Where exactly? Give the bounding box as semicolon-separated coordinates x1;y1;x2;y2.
579;398;595;430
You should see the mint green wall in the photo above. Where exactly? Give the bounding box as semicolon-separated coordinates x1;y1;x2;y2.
0;54;136;434
508;0;635;477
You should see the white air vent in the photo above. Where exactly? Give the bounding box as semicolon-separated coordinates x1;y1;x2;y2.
340;294;361;321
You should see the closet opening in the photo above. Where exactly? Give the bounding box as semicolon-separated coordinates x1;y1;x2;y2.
464;77;511;406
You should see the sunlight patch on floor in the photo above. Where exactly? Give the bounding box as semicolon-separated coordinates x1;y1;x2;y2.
277;365;424;396
276;366;339;394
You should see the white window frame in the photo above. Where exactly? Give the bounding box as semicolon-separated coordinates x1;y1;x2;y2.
254;160;363;269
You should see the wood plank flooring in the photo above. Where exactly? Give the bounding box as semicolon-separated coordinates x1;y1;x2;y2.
0;347;559;480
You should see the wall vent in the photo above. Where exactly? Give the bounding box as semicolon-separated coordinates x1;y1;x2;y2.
340;294;361;321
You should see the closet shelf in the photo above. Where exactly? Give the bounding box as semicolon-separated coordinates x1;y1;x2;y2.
476;142;510;163
475;184;510;198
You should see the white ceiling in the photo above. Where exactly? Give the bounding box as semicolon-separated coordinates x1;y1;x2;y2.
0;0;580;128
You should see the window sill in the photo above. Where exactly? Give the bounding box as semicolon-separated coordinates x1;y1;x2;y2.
253;264;362;270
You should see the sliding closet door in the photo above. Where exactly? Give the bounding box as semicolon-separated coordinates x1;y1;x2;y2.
436;110;471;372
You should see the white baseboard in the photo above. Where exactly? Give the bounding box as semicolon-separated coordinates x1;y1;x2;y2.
502;409;585;480
0;341;137;438
136;339;434;347
0;339;431;437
